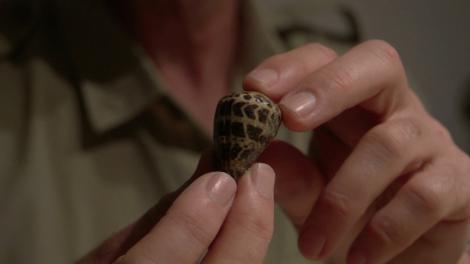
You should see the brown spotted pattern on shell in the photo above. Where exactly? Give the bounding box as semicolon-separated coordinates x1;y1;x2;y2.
213;91;281;180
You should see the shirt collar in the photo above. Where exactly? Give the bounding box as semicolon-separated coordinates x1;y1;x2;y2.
55;0;161;135
55;0;284;136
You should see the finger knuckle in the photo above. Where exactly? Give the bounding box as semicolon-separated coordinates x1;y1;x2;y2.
370;214;407;246
429;118;453;143
320;189;356;219
167;209;214;247
438;159;462;179
320;65;355;93
402;181;444;217
364;39;401;66
426;153;470;219
308;66;354;115
366;119;421;160
365;128;403;161
393;118;423;143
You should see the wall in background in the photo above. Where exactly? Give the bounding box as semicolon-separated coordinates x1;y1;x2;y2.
345;0;470;151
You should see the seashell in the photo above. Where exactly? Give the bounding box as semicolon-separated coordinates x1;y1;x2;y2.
213;91;281;180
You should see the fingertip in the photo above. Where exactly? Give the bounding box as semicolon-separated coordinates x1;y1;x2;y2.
281;109;313;131
201;167;275;263
279;92;319;132
204;171;237;207
245;68;279;89
175;171;237;210
243;76;284;102
126;171;236;263
250;163;276;199
280;91;317;118
297;231;327;261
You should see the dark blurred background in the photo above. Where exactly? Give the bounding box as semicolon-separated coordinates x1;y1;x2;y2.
268;0;470;152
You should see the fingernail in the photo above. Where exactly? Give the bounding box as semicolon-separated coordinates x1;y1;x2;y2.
247;68;278;87
206;172;237;206
280;91;316;118
250;163;275;199
299;228;325;259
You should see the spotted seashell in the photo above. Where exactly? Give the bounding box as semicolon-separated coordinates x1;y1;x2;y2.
213;91;282;180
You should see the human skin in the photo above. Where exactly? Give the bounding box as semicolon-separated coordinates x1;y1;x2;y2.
112;0;240;134
78;154;277;263
80;0;470;263
247;41;470;264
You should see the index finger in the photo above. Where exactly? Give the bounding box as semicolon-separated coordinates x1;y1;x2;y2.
203;163;276;264
244;43;337;101
116;172;236;263
254;40;423;131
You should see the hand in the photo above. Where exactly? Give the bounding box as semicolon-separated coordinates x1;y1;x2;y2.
245;40;470;263
77;155;276;264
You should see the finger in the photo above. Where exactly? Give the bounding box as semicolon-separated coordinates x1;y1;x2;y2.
244;43;337;101
117;172;237;264
116;149;216;254
324;106;379;147
78;150;216;263
348;157;470;264
203;163;275;264
459;254;470;264
390;219;470;264
259;140;324;229
309;127;351;182
278;40;424;131
298;117;436;260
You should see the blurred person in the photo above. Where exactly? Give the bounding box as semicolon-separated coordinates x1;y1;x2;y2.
1;0;469;263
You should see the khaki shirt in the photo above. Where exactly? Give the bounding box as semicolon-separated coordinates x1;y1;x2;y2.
0;0;358;263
